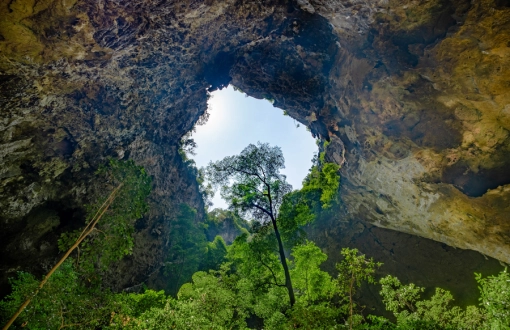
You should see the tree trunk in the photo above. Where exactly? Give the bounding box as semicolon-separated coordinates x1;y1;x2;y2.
271;218;296;307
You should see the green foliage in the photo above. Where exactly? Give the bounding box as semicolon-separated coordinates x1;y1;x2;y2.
164;204;207;295
337;248;381;290
225;232;295;326
291;241;336;304
286;242;341;329
58;159;152;275
319;139;331;164
163;204;230;296
0;260;115;329
302;162;340;208
112;289;167;319
204;208;250;241
6;234;509;330
206;142;292;224
360;315;456;330
277;190;315;246
336;248;382;329
288;302;341;330
225;238;378;329
177;270;249;328
228;233;285;295
379;275;486;329
114;266;250;330
201;235;228;271
206;142;297;306
278;162;340;246
163;206;247;296
178;136;214;208
197;167;214;209
379;275;424;317
476;268;510;329
415;288;468;327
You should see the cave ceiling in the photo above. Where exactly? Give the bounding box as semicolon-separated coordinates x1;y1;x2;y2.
1;0;509;291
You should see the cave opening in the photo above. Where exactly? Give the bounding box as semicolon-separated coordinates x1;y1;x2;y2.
188;85;318;209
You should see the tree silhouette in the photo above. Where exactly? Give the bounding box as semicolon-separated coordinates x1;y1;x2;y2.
206;142;296;306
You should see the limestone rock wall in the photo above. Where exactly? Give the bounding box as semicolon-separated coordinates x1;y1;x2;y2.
230;0;510;262
0;0;336;294
318;0;510;262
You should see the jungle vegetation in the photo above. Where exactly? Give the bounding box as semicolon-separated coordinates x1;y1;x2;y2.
1;146;509;329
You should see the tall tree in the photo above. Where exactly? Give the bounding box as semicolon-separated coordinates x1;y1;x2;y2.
206;142;296;306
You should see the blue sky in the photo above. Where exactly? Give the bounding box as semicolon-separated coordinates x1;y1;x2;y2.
190;86;318;209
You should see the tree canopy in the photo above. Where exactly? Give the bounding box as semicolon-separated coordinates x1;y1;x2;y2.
206;142;297;306
206;142;292;223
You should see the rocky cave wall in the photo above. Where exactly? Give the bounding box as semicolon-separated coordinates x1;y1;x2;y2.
230;0;510;264
316;0;510;263
1;0;509;296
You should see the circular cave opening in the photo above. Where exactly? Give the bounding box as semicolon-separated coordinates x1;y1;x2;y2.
186;85;318;209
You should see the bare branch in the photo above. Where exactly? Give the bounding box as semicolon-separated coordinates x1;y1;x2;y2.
258;256;286;288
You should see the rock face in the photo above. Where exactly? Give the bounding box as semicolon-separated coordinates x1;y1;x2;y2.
305;215;503;316
234;0;510;263
1;0;509;294
313;0;510;263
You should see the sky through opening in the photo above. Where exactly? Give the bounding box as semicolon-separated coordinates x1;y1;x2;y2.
190;86;318;209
